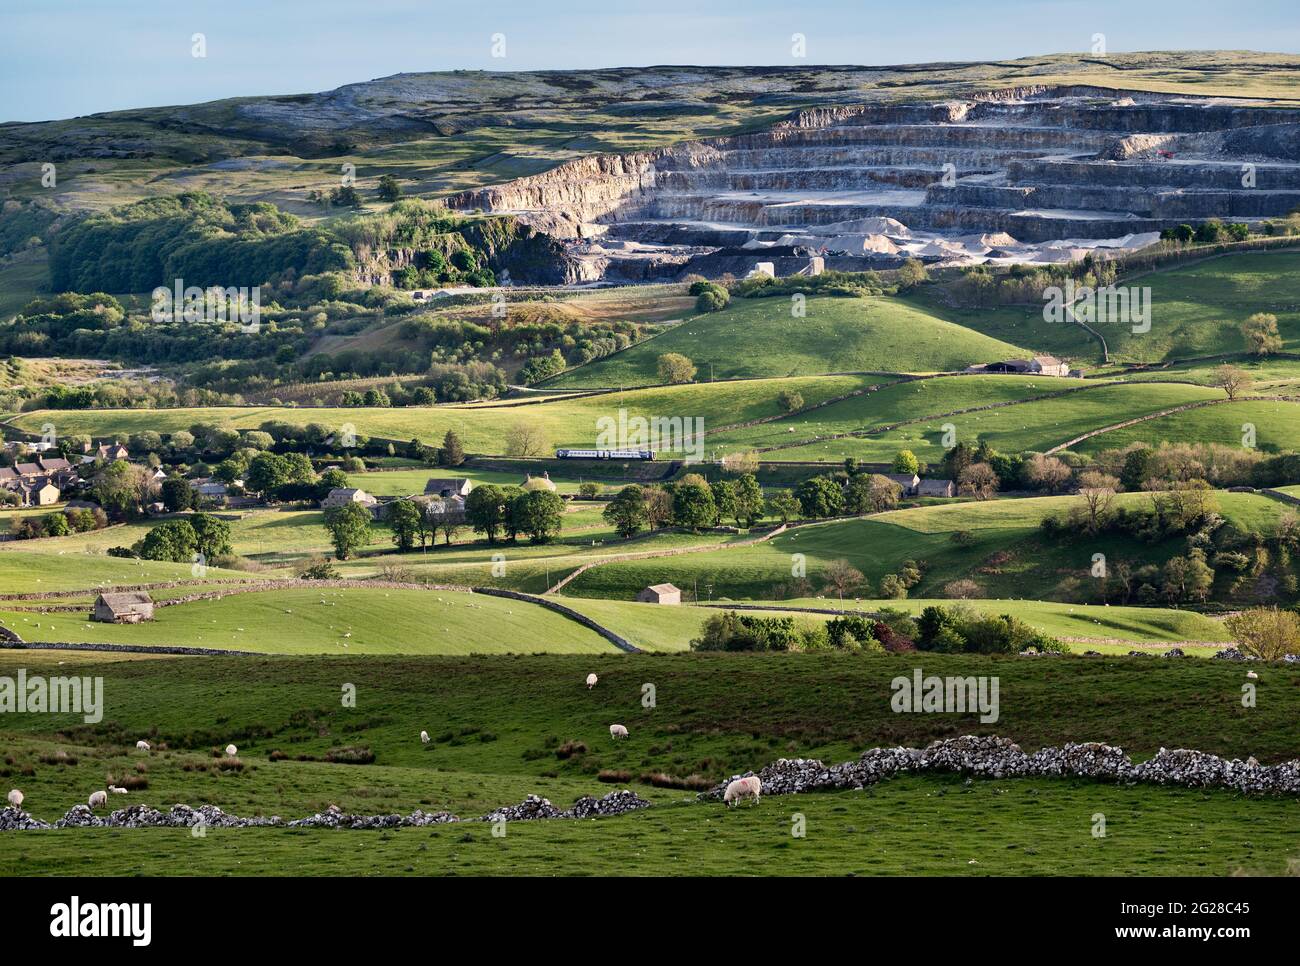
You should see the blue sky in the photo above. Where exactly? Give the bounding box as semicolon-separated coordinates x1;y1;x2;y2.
2;0;1297;122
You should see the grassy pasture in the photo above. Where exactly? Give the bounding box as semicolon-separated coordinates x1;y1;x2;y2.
0;587;616;654
11;374;871;453
1073;398;1300;454
1;648;1297;875
551;295;1029;387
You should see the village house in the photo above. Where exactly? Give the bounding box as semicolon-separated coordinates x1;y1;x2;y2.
916;478;956;498
637;583;682;605
92;591;155;624
19;477;61;507
190;478;230;502
884;472;920;496
423;478;474;498
321;487;378;510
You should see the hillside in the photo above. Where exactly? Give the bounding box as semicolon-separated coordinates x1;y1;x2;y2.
551;294;1032;386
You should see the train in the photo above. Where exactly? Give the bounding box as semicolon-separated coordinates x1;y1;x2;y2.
555;448;656;461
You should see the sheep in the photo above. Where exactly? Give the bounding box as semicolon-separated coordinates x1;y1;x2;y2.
1246;671;1259;679
723;775;762;807
224;744;238;757
609;723;628;740
7;789;22;808
136;740;150;751
108;785;128;795
585;673;598;689
420;730;430;744
88;790;108;809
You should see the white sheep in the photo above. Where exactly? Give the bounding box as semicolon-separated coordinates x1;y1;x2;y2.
136;740;150;751
609;723;628;739
585;673;598;689
420;730;430;744
109;785;128;795
1246;671;1259;679
225;744;238;757
7;789;22;808
88;790;108;809
723;775;762;807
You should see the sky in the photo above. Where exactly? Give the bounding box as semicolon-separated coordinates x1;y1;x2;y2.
2;0;1298;122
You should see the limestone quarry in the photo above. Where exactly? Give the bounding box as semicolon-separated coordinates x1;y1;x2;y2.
449;86;1300;282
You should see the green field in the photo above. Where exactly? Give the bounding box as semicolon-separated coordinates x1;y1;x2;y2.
560;491;1288;602
764;381;1225;463
1;649;1296;875
0;587;618;654
10;374;871;454
908;252;1300;366
552;295;1029;387
0;549;257;594
1073;398;1300;454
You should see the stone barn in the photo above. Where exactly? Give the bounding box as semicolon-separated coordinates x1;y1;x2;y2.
637;583;682;605
93;592;155;624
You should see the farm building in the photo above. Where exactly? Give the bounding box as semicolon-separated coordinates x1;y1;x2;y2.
93;592;155;624
321;487;378;510
884;473;920;495
521;473;558;493
423;478;473;498
637;583;682;605
916;479;956;498
967;355;1070;377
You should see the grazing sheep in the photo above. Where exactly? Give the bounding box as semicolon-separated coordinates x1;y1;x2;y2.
586;673;598;689
225;744;238;757
723;775;762;807
420;730;430;744
609;723;628;739
1246;671;1259;679
136;740;150;751
7;789;22;808
88;790;108;809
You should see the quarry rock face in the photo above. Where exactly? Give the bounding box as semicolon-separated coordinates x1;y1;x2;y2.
449;87;1300;281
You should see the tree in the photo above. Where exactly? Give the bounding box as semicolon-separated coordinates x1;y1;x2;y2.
246;452;291;496
512;490;564;543
710;479;737;527
437;515;465;546
672;477;716;531
1161;549;1215;604
958;462;999;501
721;450;759;475
324;503;372;560
896;258;928;289
1213;363;1251;401
1242;312;1283;356
732;474;764;528
892;450;920;475
42;513;71;538
1075;471;1119;534
504;422;548;458
137;520;198;563
1121;446;1154;492
387;499;423;552
1026;453;1072;494
777;389;804;413
190;513;232;559
160;476;194;513
377;174;402;202
821;559;865;611
465;484;507;543
796;476;844;519
657;352;697;384
603;484;648;539
439;430;466;467
766;489;801;523
1225;607;1300;661
643;486;673;529
90;461;157;519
